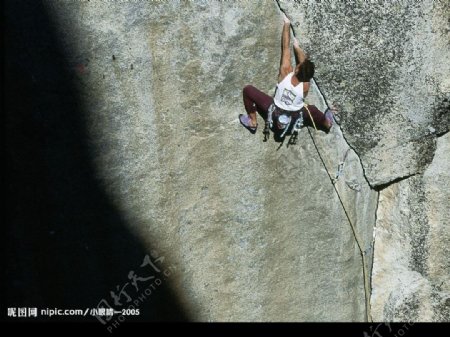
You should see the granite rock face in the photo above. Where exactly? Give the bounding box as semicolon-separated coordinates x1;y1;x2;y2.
278;0;450;186
278;0;449;322
5;0;448;323
372;133;450;321
39;0;377;321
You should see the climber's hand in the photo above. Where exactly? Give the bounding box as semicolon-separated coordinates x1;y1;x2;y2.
330;102;341;115
326;103;341;126
282;12;290;25
333;104;342;124
330;106;338;114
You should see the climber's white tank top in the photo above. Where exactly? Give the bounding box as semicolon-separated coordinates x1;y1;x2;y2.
273;72;304;111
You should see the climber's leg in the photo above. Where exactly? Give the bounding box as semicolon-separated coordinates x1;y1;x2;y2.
303;104;339;132
242;85;273;127
302;105;329;132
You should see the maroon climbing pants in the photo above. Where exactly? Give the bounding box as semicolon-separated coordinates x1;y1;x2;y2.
242;85;273;117
242;85;329;129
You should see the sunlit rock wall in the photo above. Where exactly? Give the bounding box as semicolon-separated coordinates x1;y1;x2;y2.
42;0;378;321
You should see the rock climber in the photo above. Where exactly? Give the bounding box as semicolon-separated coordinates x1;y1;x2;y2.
239;14;336;137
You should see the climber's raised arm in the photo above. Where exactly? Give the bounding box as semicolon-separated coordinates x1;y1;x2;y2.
292;37;313;97
293;37;307;66
278;15;293;83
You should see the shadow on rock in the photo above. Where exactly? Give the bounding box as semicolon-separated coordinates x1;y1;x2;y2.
4;0;189;323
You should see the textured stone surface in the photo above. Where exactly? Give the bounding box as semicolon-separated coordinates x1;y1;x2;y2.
5;0;448;323
372;133;450;321
278;0;450;186
39;0;377;321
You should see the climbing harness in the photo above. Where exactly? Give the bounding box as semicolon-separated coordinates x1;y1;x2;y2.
288;114;303;146
265;103;303;140
263;103;276;142
279;115;292;138
264;103;277;142
287;130;298;146
267;103;276;129
263;121;271;142
275;0;373;322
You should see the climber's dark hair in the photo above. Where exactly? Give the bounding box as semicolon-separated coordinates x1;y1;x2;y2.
295;59;315;82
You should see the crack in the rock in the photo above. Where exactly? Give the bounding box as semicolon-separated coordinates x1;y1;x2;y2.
274;0;373;188
274;0;374;323
373;172;419;192
436;129;449;138
370;130;448;190
275;0;448;324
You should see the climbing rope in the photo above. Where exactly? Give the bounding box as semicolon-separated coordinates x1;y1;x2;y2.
303;104;318;131
275;0;373;322
306;126;373;323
